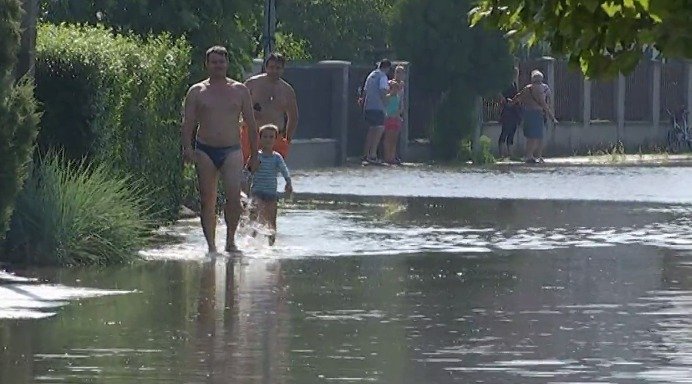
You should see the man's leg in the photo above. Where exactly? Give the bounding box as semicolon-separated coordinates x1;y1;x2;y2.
195;151;219;253
220;149;243;252
535;138;544;160
368;126;385;160
525;139;536;160
363;127;375;159
499;125;508;157
507;123;517;158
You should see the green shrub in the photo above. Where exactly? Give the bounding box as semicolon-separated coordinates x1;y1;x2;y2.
457;138;473;162
39;0;257;79
35;23;191;221
0;0;21;76
5;152;152;266
0;80;41;243
458;136;495;165
0;0;42;245
474;135;496;165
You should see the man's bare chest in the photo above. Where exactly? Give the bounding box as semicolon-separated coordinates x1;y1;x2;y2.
252;85;287;109
198;89;241;112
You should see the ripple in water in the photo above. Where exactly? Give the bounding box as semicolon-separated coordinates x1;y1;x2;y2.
141;207;692;261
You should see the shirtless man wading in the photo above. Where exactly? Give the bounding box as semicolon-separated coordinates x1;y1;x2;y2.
181;46;259;254
241;52;299;162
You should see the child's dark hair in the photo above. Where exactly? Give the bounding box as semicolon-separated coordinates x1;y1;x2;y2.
265;52;286;67
259;124;280;137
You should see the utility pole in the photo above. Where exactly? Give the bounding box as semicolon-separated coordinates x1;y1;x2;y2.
262;0;276;61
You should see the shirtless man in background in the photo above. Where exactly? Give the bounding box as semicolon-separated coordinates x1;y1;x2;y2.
241;52;299;162
182;46;259;253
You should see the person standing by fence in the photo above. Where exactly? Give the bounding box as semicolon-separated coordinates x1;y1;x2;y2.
510;70;557;163
383;65;406;164
498;66;521;159
360;59;392;164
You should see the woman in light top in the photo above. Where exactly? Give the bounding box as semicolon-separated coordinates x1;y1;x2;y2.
382;65;406;164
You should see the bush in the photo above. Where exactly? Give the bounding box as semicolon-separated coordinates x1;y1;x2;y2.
431;94;475;160
0;0;42;245
35;23;191;221
0;80;41;243
391;0;513;159
39;0;257;79
5;152;152;266
458;136;495;165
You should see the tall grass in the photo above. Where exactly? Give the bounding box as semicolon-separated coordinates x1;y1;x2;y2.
5;153;153;266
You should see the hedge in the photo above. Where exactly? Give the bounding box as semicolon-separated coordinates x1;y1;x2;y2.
35;23;191;221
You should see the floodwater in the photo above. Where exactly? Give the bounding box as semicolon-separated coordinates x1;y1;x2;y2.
2;165;692;383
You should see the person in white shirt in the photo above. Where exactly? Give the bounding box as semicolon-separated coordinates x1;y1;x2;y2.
360;59;392;164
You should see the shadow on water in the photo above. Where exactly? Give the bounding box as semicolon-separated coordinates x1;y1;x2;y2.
2;165;692;383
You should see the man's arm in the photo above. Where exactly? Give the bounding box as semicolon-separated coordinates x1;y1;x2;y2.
378;74;390;103
181;85;199;162
508;87;525;106
285;84;299;142
240;84;259;166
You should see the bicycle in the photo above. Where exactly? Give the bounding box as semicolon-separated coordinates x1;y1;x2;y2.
666;107;691;153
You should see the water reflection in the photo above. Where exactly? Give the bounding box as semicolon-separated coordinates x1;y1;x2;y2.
3;245;692;382
192;256;290;384
1;257;292;383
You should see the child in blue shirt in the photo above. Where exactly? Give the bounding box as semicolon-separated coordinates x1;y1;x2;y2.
250;124;293;245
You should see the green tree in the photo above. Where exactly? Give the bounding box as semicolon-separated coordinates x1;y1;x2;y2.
0;0;41;245
278;0;397;63
470;0;692;78
39;0;257;78
391;0;513;159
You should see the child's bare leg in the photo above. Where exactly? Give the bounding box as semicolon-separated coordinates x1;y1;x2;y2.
256;199;271;228
268;200;278;245
383;130;396;163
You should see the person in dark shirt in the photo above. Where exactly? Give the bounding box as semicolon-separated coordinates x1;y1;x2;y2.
498;66;521;159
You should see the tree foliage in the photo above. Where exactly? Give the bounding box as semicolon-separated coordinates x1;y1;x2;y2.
391;0;513;159
39;0;256;78
0;0;41;245
470;0;692;78
278;0;396;63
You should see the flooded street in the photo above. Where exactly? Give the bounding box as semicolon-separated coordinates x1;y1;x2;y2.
2;165;692;383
